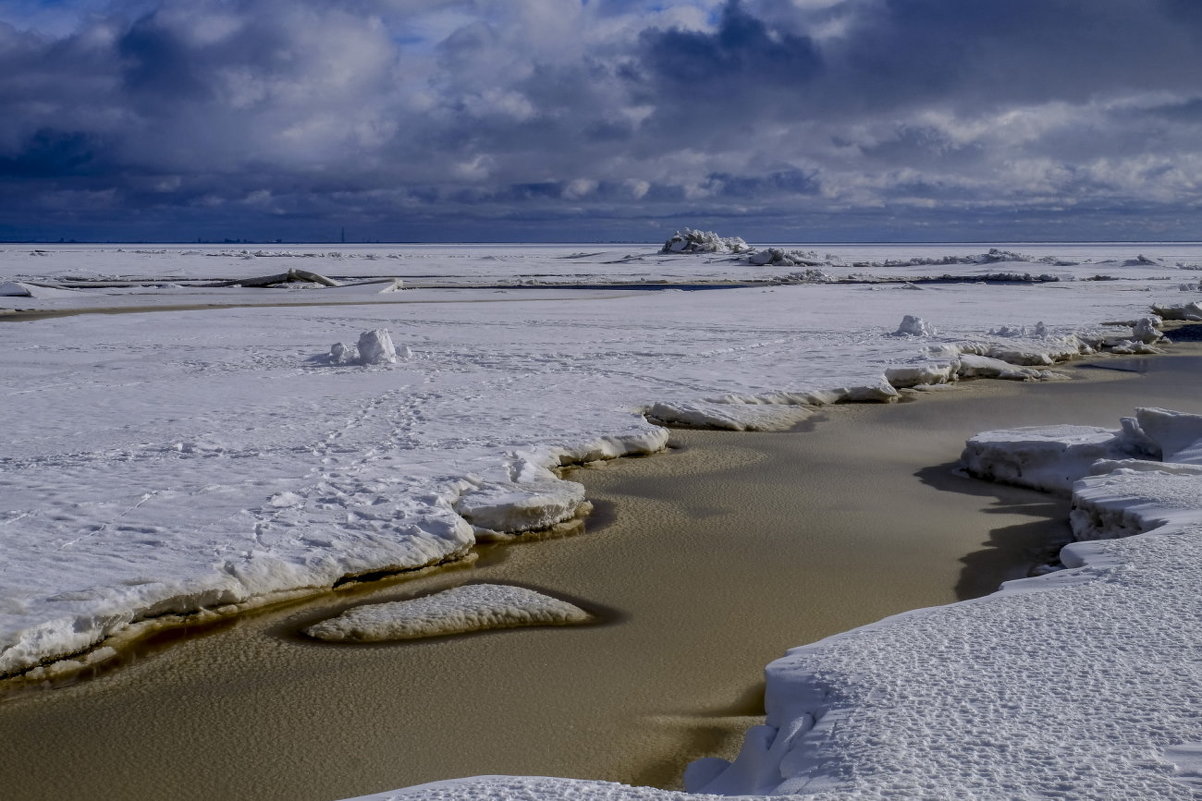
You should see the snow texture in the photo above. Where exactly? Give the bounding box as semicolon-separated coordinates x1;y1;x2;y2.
303;583;590;642
3;241;1202;778
346;406;1202;801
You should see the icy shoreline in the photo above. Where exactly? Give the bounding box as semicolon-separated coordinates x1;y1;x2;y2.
342;361;1202;801
4;241;1202;798
0;249;1193;682
0;318;1136;683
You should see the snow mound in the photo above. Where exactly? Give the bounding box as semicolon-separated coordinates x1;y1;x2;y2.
660;229;751;255
321;330;405;366
304;583;591;642
358;329;397;365
893;314;936;336
748;248;823;268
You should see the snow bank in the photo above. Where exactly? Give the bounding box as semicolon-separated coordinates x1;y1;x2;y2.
660;229;752;255
304;583;591;642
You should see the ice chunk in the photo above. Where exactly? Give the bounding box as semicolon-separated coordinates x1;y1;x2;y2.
893;314;937;336
955;353;1060;381
327;342;358;364
645;400;814;431
1152;301;1202;321
961;424;1132;494
303;583;591;642
1069;468;1202;540
454;473;588;536
885;362;957;389
357;329;397;365
1134;407;1202;464
1132;316;1163;344
659;228;751;255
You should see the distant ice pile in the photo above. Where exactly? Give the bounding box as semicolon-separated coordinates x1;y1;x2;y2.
747;248;825;268
660;229;752;255
304;583;591;642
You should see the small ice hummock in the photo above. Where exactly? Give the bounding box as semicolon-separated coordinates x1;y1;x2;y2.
893;314;937;336
323;330;401;366
303;583;591;642
358;329;397;365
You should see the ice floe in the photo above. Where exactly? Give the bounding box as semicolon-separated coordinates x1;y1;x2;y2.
303;583;591;642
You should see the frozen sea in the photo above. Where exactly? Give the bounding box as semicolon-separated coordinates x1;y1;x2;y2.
3;239;1202;800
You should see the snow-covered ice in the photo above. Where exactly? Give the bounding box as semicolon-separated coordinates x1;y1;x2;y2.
343;404;1202;801
4;241;1202;798
304;583;591;642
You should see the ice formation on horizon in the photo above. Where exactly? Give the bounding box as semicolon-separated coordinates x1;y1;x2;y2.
660;229;752;255
304;583;591;642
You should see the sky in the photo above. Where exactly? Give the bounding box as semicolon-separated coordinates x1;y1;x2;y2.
1;0;1201;243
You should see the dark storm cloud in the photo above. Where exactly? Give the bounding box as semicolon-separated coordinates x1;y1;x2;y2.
636;0;822;92
2;0;1202;242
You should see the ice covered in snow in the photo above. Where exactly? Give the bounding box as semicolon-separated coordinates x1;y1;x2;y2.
343;403;1202;801
747;248;825;268
1153;301;1202;321
303;583;591;642
358;329;398;365
892;314;936;336
3;241;1202;766
961;424;1141;494
645;400;815;431
0;280;77;298
454;466;590;538
660;229;751;255
961;406;1202;496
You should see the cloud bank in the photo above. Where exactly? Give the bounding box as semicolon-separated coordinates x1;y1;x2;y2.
2;0;1201;241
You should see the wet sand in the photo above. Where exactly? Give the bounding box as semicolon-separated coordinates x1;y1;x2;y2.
0;350;1200;801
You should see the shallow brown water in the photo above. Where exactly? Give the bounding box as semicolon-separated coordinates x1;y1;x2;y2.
1;350;1200;801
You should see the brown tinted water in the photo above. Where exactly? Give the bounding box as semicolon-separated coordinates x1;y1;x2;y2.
1;351;1200;801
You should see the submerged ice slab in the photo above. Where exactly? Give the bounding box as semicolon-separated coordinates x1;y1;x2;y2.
304;583;591;642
